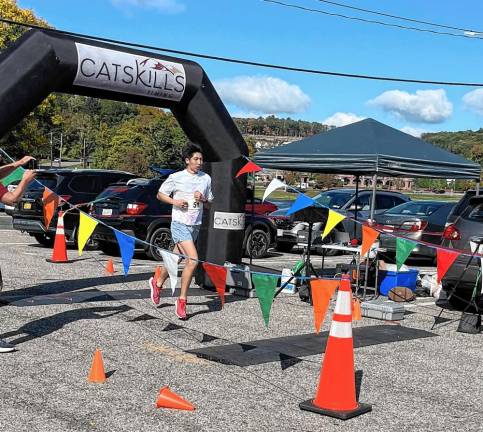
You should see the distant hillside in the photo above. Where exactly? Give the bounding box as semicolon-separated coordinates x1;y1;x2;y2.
422;129;483;165
234;115;329;138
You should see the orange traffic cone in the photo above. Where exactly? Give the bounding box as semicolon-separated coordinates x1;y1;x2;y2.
300;275;371;420
352;297;362;321
106;259;115;275
153;266;161;280
88;349;106;384
46;211;69;263
155;386;195;411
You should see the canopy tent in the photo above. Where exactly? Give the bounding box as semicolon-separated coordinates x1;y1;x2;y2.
254;118;481;180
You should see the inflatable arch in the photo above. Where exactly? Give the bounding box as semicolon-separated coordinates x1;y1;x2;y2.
0;30;248;280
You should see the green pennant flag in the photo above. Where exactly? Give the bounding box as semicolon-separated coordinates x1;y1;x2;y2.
252;273;278;327
0;167;24;186
396;237;418;270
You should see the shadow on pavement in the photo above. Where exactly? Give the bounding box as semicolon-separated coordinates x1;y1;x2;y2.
0;305;131;346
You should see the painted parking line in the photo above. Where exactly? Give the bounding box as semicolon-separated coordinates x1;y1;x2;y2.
2;242;34;245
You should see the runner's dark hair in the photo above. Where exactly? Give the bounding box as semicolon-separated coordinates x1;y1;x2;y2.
182;142;203;163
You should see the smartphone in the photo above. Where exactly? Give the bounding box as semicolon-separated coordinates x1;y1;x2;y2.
27;159;37;170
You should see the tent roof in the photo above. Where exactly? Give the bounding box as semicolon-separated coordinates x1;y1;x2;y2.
253;118;481;179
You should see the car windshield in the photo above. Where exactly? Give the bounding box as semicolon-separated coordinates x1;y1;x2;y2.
313;191;353;209
385;201;444;216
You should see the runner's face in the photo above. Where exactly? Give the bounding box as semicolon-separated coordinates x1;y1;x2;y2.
186;152;203;173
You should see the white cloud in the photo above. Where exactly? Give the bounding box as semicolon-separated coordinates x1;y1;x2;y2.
400;126;427;137
322;112;365;128
214;76;311;114
368;89;452;123
111;0;185;14
462;89;483;115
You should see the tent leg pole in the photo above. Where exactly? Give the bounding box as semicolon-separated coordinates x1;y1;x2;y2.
476;181;480;196
363;174;377;300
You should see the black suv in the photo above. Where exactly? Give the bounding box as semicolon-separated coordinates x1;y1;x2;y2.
91;178;277;259
12;169;136;246
271;188;410;253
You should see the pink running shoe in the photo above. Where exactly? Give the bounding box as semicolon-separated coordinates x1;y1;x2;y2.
175;298;187;320
149;277;161;306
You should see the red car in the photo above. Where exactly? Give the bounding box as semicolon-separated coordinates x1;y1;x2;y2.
245;198;278;215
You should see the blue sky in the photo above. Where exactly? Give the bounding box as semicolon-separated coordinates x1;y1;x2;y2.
17;0;483;135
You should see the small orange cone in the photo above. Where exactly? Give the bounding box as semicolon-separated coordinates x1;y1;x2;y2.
300;275;371;420
153;266;161;281
46;211;69;263
155;386;195;411
106;259;115;275
352;297;362;321
88;349;106;384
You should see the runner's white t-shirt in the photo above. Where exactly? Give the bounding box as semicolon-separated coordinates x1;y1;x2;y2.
158;169;214;225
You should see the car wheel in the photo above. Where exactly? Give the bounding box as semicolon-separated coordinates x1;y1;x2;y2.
147;227;173;261
245;228;270;259
275;242;294;253
33;233;55;247
97;241;120;256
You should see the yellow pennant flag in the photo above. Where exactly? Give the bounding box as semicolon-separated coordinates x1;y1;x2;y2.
321;209;346;240
78;212;98;256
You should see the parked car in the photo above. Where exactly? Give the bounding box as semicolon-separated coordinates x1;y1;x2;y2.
12;169;137;246
245;197;278;215
440;195;483;307
91;178;277;259
374;201;455;259
444;190;476;228
271;189;410;253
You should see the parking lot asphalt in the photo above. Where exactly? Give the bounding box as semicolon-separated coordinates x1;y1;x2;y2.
1;229;482;432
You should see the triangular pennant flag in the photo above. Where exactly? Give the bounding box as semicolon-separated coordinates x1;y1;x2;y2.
42;188;59;229
437;249;460;284
321;210;346;240
202;263;227;307
77;212;98;256
42;187;59;229
235;160;262;178
114;230;135;275
262;178;286;202
286;194;315;216
310;279;339;333
252;273;278;327
0;167;24;186
160;250;179;294
396;237;418;271
361;225;380;258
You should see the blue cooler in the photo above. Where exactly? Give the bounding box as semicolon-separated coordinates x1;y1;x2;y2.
377;269;419;296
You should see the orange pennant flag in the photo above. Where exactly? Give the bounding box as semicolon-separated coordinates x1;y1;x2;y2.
202;263;227;307
310;279;339;333
361;225;380;258
437;249;460;283
42;187;59;229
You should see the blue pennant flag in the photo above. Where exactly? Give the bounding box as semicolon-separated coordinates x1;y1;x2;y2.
286;194;316;216
114;230;135;275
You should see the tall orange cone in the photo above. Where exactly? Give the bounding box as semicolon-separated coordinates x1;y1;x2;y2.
106;259;115;275
300;275;371;420
155;386;195;411
88;349;106;384
46;211;69;263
